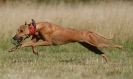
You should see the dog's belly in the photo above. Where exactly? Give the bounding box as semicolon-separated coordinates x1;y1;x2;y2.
52;40;73;45
51;35;75;45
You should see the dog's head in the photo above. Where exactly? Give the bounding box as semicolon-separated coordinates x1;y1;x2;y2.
12;19;36;45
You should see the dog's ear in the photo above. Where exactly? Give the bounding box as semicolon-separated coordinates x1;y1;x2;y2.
25;22;27;25
31;19;36;28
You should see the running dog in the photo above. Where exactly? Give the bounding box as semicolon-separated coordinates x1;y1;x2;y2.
9;19;122;62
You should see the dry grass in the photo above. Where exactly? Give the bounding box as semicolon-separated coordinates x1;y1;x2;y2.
1;2;133;40
0;1;133;79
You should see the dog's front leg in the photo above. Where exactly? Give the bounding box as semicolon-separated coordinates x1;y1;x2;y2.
20;41;35;47
31;46;39;56
8;46;19;52
8;40;35;52
19;41;39;55
8;40;38;55
32;40;52;47
9;40;52;55
20;40;52;55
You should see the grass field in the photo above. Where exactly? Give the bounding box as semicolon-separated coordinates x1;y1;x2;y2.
0;1;133;79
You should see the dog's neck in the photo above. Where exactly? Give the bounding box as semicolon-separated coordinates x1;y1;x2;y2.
28;23;36;35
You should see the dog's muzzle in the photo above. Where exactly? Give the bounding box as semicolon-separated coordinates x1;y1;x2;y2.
11;35;29;46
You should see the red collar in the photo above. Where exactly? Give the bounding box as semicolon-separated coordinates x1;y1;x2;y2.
28;24;36;35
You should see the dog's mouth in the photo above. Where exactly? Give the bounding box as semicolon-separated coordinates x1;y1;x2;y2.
11;37;23;46
11;35;29;46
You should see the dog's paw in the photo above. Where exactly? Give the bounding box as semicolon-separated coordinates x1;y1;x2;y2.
8;47;17;52
8;49;14;52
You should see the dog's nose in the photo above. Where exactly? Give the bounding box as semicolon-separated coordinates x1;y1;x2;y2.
13;35;17;40
12;35;23;42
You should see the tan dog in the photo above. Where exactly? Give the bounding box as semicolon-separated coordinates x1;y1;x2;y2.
9;19;122;62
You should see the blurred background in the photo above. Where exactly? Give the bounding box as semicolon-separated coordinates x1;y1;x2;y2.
0;0;133;79
0;0;132;4
0;0;133;49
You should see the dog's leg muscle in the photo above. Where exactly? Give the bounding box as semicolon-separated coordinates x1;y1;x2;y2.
20;41;35;47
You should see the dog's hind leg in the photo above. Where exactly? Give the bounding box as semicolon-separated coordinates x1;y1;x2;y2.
79;42;108;63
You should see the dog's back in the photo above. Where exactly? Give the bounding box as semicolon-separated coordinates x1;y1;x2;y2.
36;22;84;45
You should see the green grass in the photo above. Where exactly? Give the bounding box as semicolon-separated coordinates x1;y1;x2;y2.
0;1;133;79
0;41;133;79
